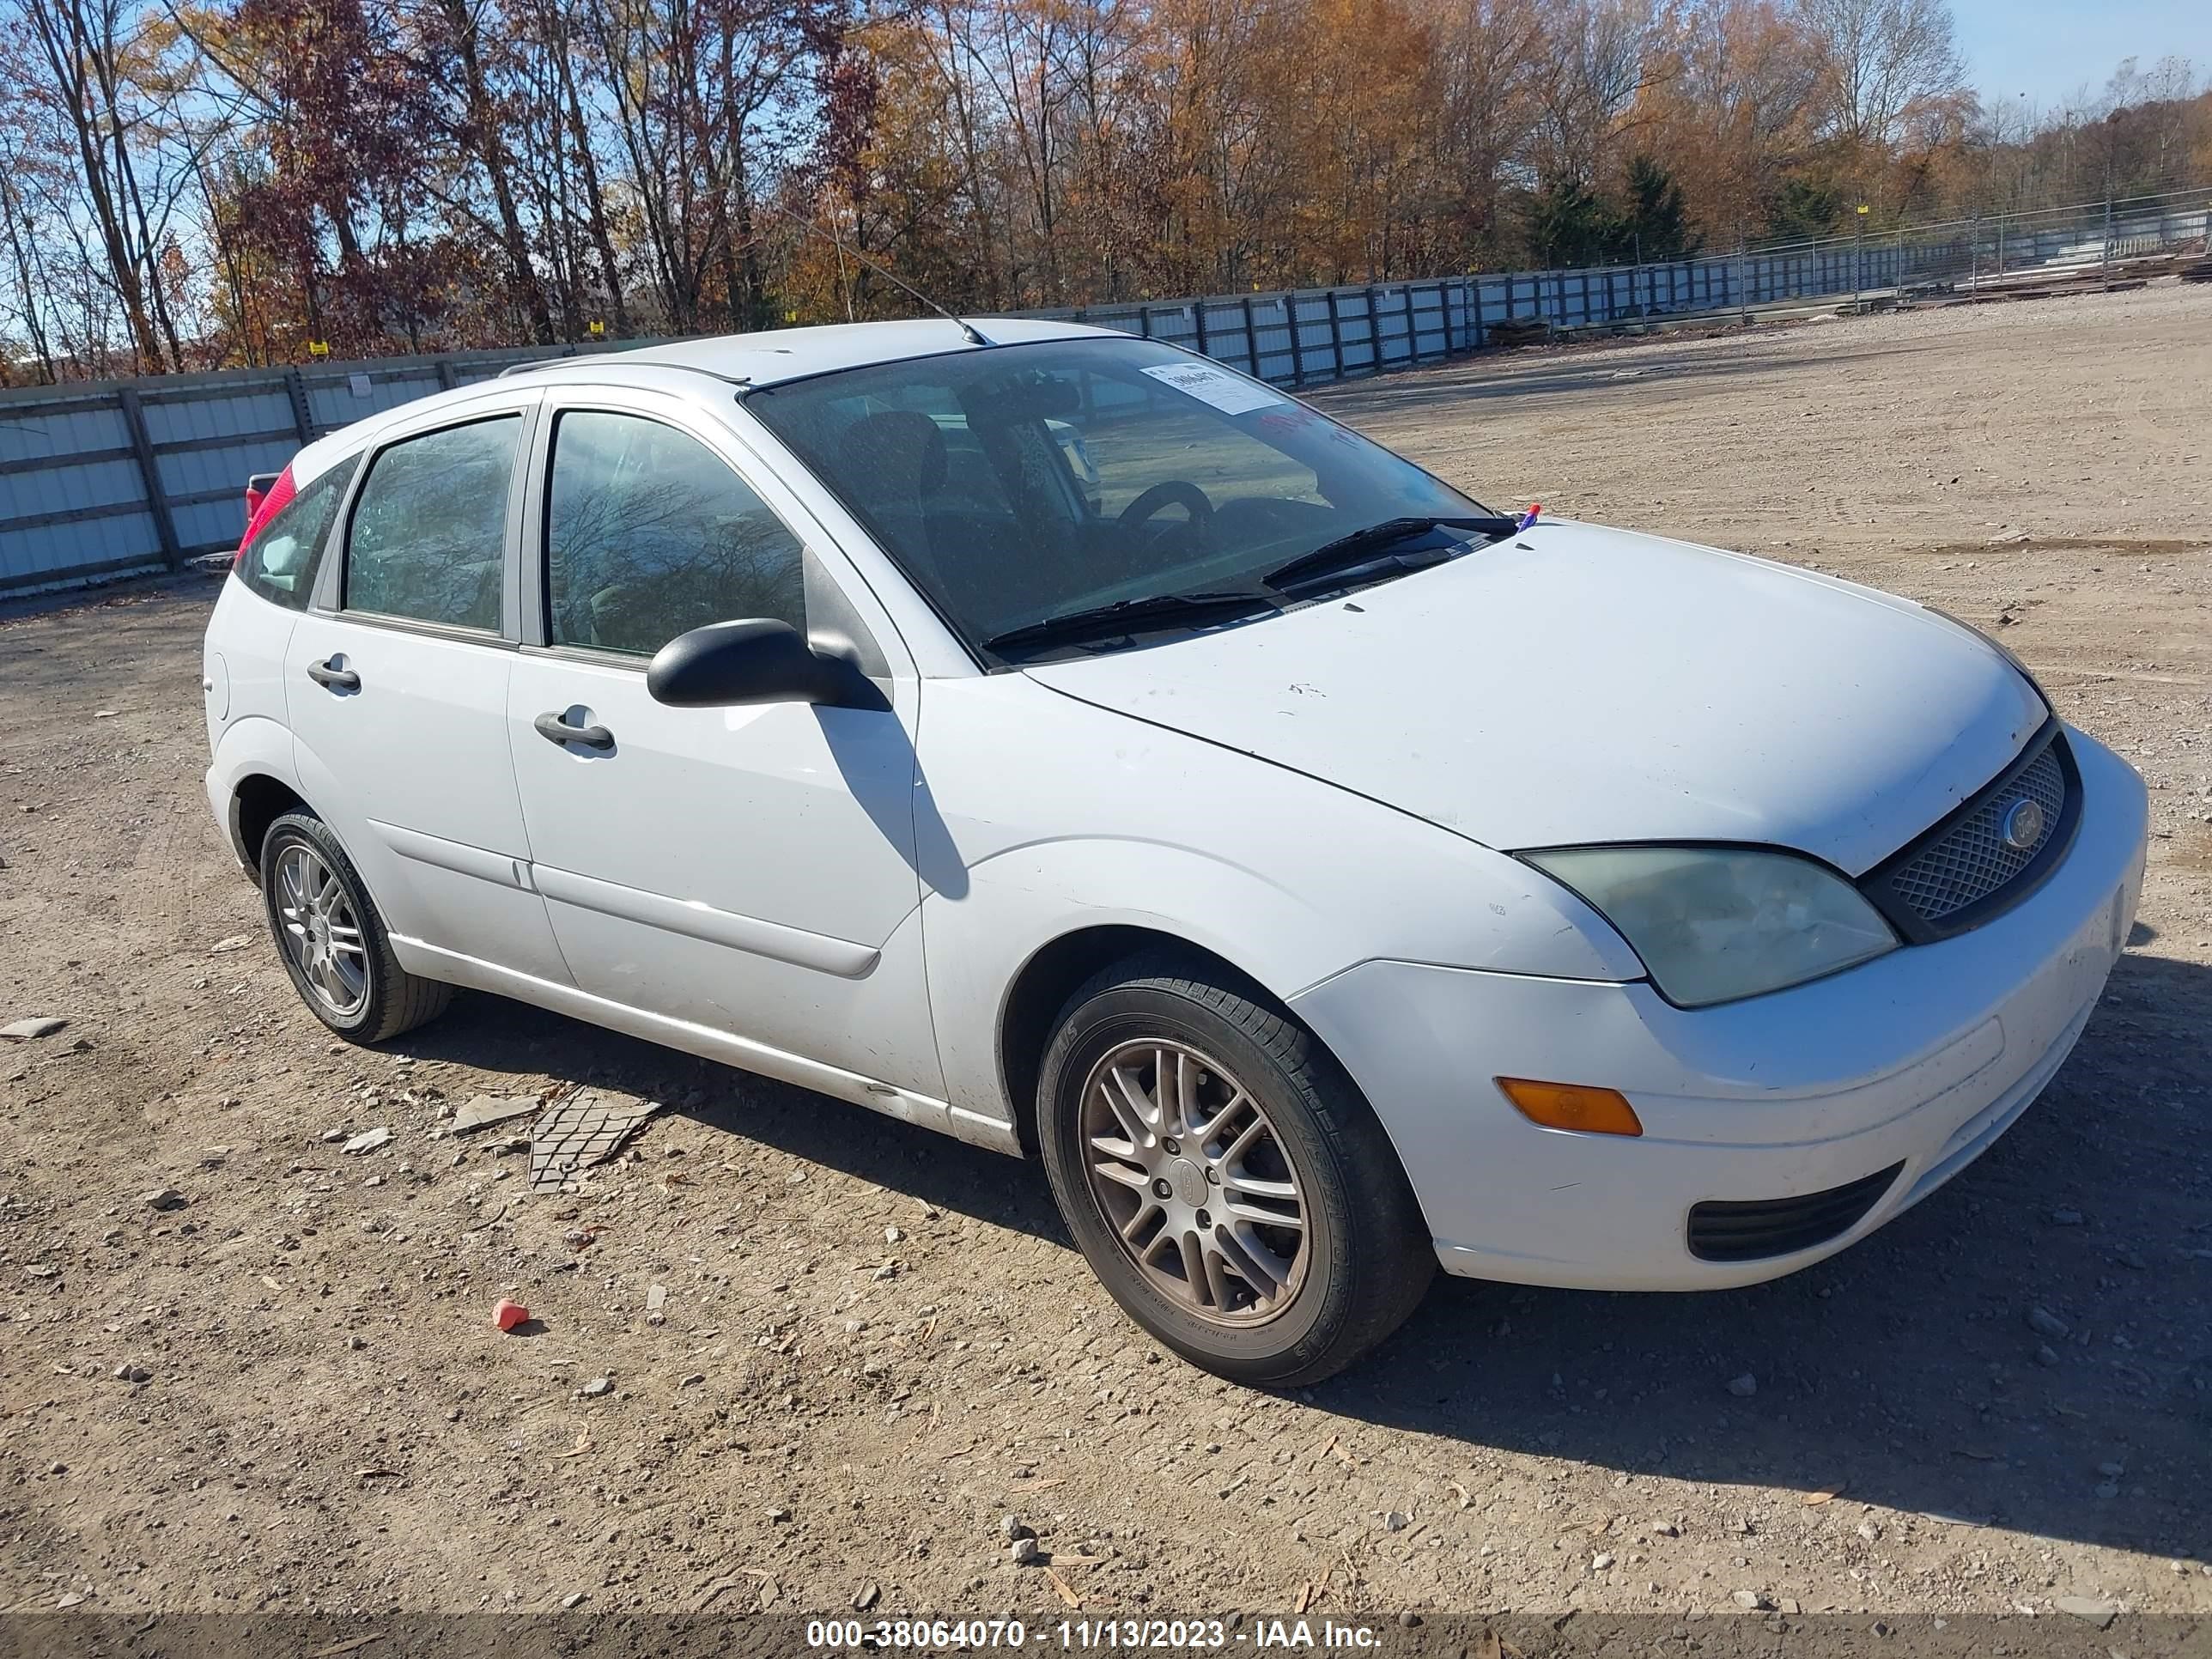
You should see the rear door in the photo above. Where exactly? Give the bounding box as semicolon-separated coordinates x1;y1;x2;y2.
502;387;942;1097
286;398;571;985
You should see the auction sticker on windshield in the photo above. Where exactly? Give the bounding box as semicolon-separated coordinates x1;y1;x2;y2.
1140;360;1287;414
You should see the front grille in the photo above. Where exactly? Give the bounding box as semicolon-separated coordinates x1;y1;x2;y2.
1887;744;2066;924
1686;1163;1904;1262
1859;720;2081;944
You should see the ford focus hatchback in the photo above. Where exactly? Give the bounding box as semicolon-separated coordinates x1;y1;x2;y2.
204;319;2148;1384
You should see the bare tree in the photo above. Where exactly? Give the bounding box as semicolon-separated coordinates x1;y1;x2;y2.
14;0;173;367
1422;0;1546;260
422;0;556;342
1795;0;1962;151
1533;0;1662;185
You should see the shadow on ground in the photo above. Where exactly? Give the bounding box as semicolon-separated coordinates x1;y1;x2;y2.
397;948;2210;1563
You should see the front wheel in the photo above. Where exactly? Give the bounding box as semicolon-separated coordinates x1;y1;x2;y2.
1036;953;1434;1387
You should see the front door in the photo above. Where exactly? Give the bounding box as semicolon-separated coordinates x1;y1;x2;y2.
502;394;943;1098
286;404;571;986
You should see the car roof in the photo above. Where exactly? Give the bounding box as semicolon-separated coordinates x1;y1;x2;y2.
607;316;1122;385
288;316;1127;487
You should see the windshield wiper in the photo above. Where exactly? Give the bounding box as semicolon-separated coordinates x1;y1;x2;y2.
1261;515;1513;594
985;589;1280;656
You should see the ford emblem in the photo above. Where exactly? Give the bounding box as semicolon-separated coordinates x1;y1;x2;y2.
1999;797;2045;853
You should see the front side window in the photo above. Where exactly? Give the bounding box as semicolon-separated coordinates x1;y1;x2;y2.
744;337;1489;661
238;455;357;610
543;410;806;656
343;415;520;632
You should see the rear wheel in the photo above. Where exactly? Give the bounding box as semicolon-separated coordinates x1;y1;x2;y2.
1036;952;1434;1386
260;811;452;1043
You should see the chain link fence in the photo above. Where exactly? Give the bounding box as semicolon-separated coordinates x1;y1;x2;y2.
1033;187;2212;385
3;185;2207;599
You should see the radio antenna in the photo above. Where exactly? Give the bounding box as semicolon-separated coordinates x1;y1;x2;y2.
754;199;994;347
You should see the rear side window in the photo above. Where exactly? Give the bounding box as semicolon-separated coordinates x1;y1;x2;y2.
343;416;520;632
543;410;806;656
238;456;357;610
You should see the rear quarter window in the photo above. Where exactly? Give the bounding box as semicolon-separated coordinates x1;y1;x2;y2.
237;456;359;611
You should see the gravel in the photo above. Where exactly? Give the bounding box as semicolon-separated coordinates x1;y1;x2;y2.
3;284;2209;1625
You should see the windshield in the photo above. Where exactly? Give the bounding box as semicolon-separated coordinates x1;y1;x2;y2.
743;337;1493;662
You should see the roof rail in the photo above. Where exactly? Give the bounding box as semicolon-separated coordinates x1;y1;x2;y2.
493;350;754;392
495;354;573;380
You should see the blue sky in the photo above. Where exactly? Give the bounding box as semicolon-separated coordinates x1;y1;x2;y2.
1952;0;2211;109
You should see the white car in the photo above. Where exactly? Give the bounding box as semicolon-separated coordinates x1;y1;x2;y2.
203;319;2148;1384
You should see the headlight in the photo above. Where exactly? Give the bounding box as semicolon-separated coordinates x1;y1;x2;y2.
1524;845;1899;1007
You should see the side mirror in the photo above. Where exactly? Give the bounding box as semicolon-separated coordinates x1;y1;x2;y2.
646;618;884;710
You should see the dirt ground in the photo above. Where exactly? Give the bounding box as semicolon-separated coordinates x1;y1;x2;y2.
3;283;2209;1632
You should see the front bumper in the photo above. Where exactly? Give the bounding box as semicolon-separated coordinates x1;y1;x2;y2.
1288;726;2148;1291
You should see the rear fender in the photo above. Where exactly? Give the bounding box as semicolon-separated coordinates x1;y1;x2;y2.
205;716;301;866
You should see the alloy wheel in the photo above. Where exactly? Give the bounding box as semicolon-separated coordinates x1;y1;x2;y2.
1078;1038;1310;1325
274;842;369;1018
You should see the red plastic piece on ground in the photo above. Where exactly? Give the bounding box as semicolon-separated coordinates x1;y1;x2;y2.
494;1297;529;1331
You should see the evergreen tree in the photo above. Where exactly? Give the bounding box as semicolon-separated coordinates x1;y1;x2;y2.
1529;179;1624;269
1767;178;1848;243
1620;156;1698;260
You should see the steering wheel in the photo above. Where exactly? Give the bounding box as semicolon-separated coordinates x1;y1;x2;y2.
1117;480;1214;538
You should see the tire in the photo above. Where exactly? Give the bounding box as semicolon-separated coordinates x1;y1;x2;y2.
259;810;453;1043
1036;951;1434;1387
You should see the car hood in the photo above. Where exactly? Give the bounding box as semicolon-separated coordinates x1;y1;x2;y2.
1023;521;2047;875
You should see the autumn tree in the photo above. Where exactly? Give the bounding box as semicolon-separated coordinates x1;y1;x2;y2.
2;0;2204;379
1796;0;1962;200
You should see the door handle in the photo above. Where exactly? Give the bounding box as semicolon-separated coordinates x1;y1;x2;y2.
534;710;614;750
307;659;360;690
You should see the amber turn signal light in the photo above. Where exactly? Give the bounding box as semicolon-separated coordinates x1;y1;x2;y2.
1496;1077;1644;1137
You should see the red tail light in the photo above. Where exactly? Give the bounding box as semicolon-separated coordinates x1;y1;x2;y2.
235;467;295;568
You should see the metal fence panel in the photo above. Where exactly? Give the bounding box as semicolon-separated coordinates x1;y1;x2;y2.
3;186;2208;598
156;440;282;503
1;506;162;589
10;453;141;517
141;385;291;444
0;339;672;593
1250;295;1296;382
0;399;129;465
173;494;255;551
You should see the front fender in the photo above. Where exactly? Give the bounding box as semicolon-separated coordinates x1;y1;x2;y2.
916;675;1644;1124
